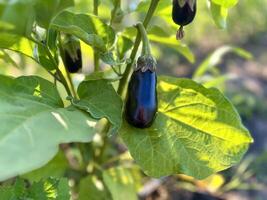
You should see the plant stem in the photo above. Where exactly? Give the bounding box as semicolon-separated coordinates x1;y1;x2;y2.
57;69;72;97
58;34;78;98
136;23;151;56
93;0;100;72
66;70;78;98
93;0;160;168
94;0;99;15
110;0;121;26
117;0;160;98
94;52;100;71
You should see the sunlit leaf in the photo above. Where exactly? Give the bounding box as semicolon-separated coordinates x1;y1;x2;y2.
120;76;253;179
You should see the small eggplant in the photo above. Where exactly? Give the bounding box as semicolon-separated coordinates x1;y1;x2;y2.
172;0;197;39
61;36;82;73
64;47;82;73
125;56;158;128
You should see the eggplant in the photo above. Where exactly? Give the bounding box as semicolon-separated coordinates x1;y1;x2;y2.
172;0;196;26
64;47;82;73
125;56;157;128
61;35;82;73
172;0;197;39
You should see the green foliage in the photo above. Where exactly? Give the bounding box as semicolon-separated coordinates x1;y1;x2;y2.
51;11;115;52
34;0;74;29
0;0;254;199
0;0;35;36
0;75;97;181
0;177;70;200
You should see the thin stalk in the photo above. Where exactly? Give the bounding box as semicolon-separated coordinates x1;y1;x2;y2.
93;0;100;72
117;0;160;98
136;22;151;56
32;38;72;97
110;0;121;25
94;0;99;15
58;34;78;98
94;52;100;71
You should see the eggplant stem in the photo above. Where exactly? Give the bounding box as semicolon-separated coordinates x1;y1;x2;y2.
176;26;185;40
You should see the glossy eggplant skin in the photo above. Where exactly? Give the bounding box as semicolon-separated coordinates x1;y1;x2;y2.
64;48;82;73
172;0;196;26
125;69;157;128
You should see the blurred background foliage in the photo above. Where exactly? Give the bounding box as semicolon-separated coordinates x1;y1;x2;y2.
0;0;267;199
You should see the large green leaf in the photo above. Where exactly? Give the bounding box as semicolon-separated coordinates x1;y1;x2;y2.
74;80;123;133
51;11;115;52
120;76;253;179
0;0;35;37
34;0;74;28
0;75;97;181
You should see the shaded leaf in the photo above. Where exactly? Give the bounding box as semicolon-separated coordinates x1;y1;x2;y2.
0;75;97;181
74;79;123;133
51;11;115;52
34;0;74;28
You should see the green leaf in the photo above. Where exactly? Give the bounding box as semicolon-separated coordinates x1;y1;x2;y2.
28;178;70;200
116;35;134;59
33;42;58;71
0;186;14;199
148;34;195;63
120;76;253;179
193;46;252;79
0;0;35;37
0;177;70;199
85;66;123;82
74;80;123;133
79;176;111;200
22;151;69;182
0;33;34;58
210;2;228;29
103;167;139;200
100;51;126;66
51;11;115;52
34;0;74;28
0;33;58;71
0;75;97;181
211;0;239;8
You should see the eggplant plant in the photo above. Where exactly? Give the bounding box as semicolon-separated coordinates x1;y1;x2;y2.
0;0;253;199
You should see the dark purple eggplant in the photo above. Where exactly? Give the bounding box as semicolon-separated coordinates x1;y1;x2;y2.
172;0;196;26
61;35;82;73
172;0;197;39
125;56;157;128
64;47;82;73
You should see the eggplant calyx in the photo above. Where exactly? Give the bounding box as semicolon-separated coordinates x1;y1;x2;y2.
135;55;157;72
